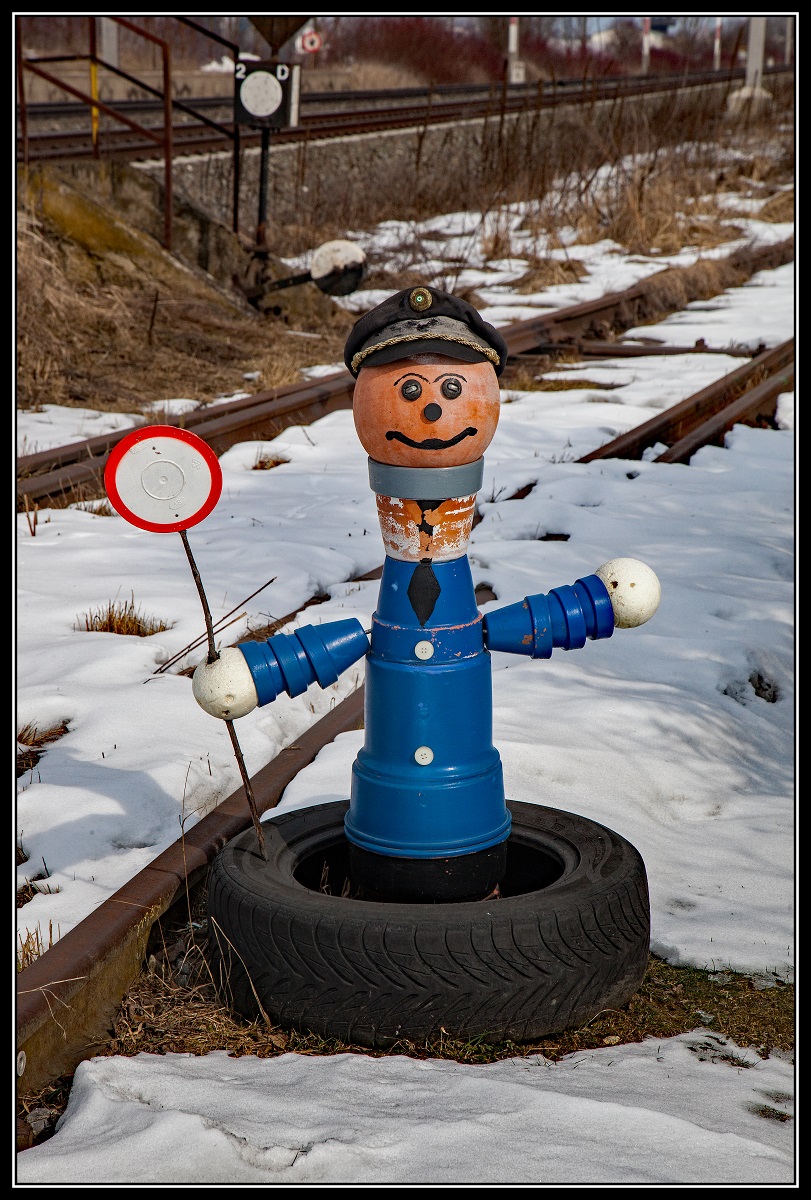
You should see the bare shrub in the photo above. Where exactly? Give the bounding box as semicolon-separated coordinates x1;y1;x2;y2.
319;17;503;85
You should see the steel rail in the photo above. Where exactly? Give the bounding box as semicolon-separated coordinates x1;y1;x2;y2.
15;331;795;1096
654;360;794;463
579;339;794;464
15;237;795;509
18;67;787;165
19;65;762;123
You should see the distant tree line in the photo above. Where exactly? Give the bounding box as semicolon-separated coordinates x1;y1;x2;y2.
16;15;793;83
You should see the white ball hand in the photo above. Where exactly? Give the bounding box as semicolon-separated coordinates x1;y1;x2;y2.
192;647;258;719
594;558;661;629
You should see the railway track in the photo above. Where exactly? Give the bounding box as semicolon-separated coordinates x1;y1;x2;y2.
17;66;787;164
16;240;795;1098
16;236;795;510
20;67;746;123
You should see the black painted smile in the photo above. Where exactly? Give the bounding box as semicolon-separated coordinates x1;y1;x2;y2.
385;427;478;450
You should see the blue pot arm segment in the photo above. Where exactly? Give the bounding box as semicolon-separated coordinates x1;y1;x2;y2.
237;619;369;706
482;574;615;658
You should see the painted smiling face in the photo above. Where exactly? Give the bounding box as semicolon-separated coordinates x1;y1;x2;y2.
353;353;501;467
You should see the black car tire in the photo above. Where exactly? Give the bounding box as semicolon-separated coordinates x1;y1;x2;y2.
206;799;650;1047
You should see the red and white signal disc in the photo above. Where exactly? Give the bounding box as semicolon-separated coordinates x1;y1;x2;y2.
104;426;222;533
301;30;322;52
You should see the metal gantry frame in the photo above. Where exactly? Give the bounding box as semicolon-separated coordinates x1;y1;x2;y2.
15;16;247;251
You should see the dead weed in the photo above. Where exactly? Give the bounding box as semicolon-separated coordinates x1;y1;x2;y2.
16;719;70;778
514;256;587;293
77;594;173;637
757;189;794;223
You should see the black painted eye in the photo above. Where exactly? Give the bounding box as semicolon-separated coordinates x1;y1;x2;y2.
401;379;422;401
441;377;462;399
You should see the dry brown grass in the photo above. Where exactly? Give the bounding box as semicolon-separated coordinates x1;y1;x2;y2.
516;120;793;260
77;594;173;637
514;257;588;293
251;453;289;471
556;179;745;257
99;893;796;1068
480;222;515;263
56;900;802;1064
72;498;116;516
514;375;622;393
16;719;70;777
758;188;794;223
16;921;60;973
360;266;435;293
17;874;61;909
632;253;763;325
15;210;355;414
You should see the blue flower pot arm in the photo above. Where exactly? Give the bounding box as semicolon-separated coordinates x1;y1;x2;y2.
482;575;615;658
238;619;370;705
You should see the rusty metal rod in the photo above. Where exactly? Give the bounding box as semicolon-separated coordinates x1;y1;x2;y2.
180;529;267;862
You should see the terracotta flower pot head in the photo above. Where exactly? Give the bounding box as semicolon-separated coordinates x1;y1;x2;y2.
353;353;501;467
345;286;508;468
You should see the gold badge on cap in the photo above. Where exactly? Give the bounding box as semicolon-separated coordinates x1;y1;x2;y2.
408;287;432;313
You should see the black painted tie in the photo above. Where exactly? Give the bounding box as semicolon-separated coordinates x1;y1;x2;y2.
407;559;441;626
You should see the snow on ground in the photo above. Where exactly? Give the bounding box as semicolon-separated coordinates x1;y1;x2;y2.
17;1036;795;1185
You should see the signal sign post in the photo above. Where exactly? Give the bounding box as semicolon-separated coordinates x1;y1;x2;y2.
233;60;301;247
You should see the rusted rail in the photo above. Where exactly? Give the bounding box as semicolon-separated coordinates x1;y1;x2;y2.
17;688;365;1096
15;236;795;509
21;65;765;123
16;374;356;505
580;339;794;464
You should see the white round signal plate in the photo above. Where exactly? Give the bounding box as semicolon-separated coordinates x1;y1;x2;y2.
104;426;222;533
240;70;283;118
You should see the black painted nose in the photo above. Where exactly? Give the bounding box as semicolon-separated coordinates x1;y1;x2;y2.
422;403;442;422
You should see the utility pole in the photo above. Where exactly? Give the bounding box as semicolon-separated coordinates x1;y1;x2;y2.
641;17;651;75
785;16;793;65
713;16;722;71
726;15;771;114
507;17;525;84
745;16;766;92
98;17;119;67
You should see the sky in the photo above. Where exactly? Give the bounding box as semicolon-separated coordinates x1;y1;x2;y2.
15;188;795;1184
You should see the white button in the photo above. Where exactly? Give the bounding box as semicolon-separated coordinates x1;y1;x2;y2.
414;640;434;660
414;746;434;765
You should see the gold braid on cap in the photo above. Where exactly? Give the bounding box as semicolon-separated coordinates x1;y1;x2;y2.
351;332;500;374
